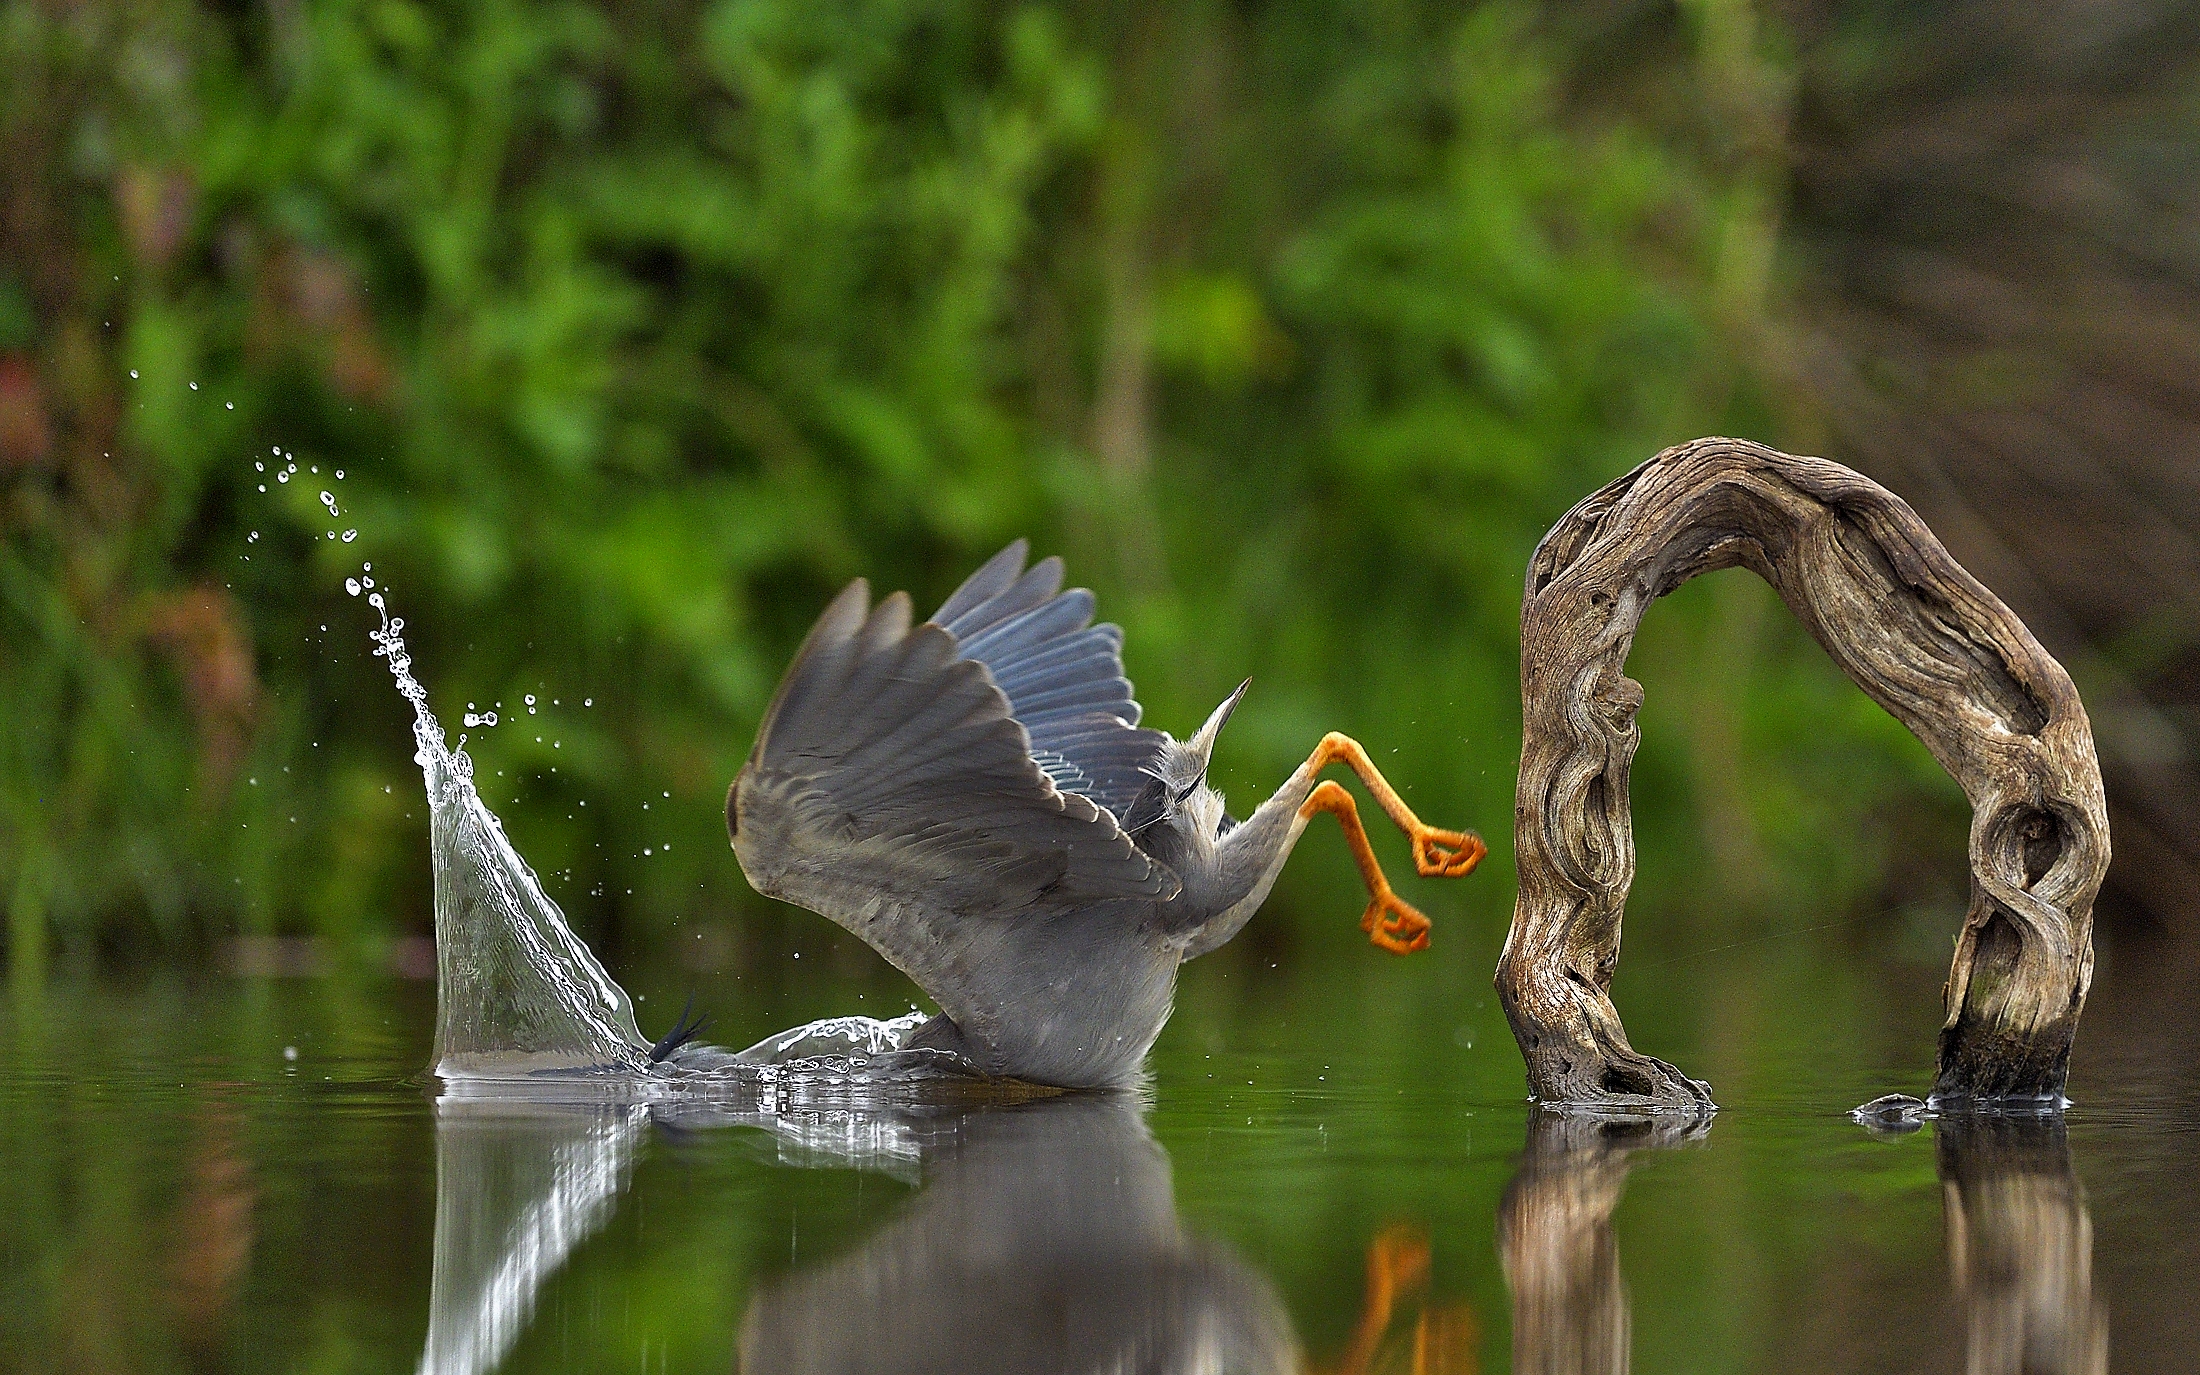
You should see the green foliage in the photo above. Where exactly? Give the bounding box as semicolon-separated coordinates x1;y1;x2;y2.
0;0;1964;969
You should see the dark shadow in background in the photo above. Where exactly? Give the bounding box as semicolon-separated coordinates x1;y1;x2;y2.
1784;0;2200;928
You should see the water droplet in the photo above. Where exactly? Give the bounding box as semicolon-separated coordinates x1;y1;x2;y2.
334;470;344;479
247;531;259;542
189;381;198;391
272;446;281;456
643;848;652;856
346;578;361;596
225;402;235;410
129;369;138;379
361;575;374;588
311;465;319;474
254;461;264;472
342;529;357;542
362;562;371;572
276;471;290;483
320;490;337;509
583;698;592;707
256;484;266;492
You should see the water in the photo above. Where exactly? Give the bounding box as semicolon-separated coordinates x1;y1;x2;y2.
3;936;2197;1372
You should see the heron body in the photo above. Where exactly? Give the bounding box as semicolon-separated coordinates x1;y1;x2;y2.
728;542;1483;1088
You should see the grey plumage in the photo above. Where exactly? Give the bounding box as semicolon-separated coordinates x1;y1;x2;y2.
729;541;1477;1087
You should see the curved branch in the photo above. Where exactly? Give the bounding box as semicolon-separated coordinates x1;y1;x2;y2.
1500;438;2109;1110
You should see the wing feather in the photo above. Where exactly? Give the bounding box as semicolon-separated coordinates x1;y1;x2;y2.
928;543;1164;823
733;578;1176;1003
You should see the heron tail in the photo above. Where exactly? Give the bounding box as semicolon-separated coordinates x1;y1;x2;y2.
648;994;714;1064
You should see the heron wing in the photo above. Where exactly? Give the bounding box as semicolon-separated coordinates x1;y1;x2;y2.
732;579;1178;991
931;540;1164;824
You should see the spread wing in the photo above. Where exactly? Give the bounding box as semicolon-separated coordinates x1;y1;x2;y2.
932;540;1164;825
731;578;1178;998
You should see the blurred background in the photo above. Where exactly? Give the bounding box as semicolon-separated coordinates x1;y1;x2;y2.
3;0;2195;989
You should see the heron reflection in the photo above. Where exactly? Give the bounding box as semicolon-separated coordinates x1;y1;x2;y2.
739;1090;1297;1374
415;1086;1301;1375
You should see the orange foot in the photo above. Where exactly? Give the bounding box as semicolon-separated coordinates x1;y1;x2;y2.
1361;889;1432;955
1411;826;1486;879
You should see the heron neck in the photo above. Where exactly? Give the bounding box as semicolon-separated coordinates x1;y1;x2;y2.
1176;759;1325;960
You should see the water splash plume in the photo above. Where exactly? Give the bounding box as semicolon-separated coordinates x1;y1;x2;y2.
371;594;650;1078
368;591;959;1083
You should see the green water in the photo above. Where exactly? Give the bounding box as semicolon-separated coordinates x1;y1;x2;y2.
4;918;2196;1374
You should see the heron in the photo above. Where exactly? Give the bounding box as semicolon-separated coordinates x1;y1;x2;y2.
727;541;1485;1088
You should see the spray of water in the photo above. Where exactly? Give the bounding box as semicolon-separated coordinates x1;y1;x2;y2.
369;593;652;1077
364;588;954;1083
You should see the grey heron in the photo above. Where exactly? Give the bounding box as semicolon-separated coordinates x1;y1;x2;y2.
727;541;1484;1087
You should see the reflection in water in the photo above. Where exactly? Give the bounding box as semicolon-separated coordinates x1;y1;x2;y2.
418;1097;649;1375
417;1087;1300;1375
740;1091;1297;1373
1497;1110;1708;1375
1937;1116;2108;1375
1313;1224;1480;1375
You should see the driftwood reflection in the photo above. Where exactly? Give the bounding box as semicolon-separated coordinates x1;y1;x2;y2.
1497;1110;1708;1375
1937;1115;2108;1375
740;1091;1296;1373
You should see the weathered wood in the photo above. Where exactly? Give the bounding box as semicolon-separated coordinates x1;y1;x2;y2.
1500;437;2109;1110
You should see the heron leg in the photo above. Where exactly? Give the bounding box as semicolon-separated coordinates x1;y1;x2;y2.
1308;732;1486;878
1300;781;1433;954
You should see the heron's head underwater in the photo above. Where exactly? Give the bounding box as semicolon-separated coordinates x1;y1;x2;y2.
1121;678;1251;854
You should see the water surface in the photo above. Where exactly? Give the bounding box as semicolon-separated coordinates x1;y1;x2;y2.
4;921;2195;1373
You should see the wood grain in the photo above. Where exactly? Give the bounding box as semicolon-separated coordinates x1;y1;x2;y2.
1501;438;2108;1110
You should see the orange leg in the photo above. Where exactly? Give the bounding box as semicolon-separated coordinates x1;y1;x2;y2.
1296;734;1486;954
1301;782;1434;954
1307;733;1486;879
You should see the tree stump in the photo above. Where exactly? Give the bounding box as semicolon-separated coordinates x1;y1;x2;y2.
1500;438;2109;1111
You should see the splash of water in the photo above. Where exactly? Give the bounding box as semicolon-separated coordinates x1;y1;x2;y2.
370;594;651;1078
367;590;958;1083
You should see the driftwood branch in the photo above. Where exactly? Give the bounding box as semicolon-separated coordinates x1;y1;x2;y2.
1500;438;2108;1110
